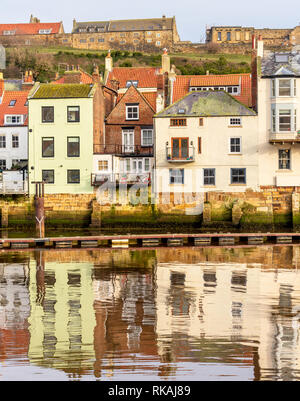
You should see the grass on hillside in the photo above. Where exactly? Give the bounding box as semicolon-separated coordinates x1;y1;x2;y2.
5;46;251;82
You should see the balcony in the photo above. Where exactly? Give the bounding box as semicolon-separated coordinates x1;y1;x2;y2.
93;144;153;157
91;172;151;186
166;146;195;162
269;130;300;144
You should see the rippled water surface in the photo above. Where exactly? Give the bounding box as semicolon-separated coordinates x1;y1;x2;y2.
1;245;300;381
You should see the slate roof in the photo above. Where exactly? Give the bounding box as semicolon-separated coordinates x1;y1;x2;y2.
31;84;94;99
156;91;256;117
0;23;63;35
73;17;173;33
261;50;300;77
0;90;29;126
172;73;252;107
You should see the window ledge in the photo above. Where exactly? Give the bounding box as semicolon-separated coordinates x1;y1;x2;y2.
169;126;187;128
203;185;216;188
276;169;293;173
228;125;243;128
229;183;246;186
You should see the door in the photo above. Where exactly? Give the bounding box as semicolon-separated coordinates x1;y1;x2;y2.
123;130;134;153
172;138;189;159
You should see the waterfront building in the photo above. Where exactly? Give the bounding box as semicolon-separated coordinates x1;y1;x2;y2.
27;81;103;194
91;51;168;187
154;90;258;198
256;41;300;187
0;75;29;171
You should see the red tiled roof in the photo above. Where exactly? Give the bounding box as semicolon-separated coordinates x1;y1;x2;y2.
117;91;157;111
0;90;29;126
0;23;62;35
172;73;252;107
107;67;162;89
52;69;94;84
190;75;241;86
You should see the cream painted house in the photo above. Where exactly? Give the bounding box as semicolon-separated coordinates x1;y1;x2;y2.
257;45;300;187
154;91;258;197
28;83;96;195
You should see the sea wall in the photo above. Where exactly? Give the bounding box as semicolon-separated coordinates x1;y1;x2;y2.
1;187;300;231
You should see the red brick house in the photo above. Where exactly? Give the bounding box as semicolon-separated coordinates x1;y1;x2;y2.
93;84;156;186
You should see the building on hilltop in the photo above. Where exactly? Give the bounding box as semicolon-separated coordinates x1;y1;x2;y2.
71;16;180;52
206;25;300;47
0;16;65;47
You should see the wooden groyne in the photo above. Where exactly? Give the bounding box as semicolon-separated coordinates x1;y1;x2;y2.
0;232;300;250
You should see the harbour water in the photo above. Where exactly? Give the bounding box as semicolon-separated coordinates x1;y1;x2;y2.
1;245;300;381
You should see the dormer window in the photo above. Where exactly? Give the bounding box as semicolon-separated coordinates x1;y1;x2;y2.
5;115;23;125
275;54;289;63
39;29;52;34
126;80;138;88
9;100;16;106
3;30;15;35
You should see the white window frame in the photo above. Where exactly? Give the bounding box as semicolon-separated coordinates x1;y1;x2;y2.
122;129;135;152
278;79;292;97
141;129;153;146
4;115;23;125
98;160;109;171
229;137;242;154
229;117;242;126
156;41;161;46
3;30;15;35
169;169;184;184
126;104;139;120
39;29;52;34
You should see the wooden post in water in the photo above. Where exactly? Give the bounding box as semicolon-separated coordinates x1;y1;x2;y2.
34;181;45;238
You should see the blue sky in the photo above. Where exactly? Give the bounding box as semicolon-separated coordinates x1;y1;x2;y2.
1;0;300;42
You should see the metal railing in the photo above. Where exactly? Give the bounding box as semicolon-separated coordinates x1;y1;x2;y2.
93;144;153;156
91;172;151;186
0;180;28;194
166;146;195;162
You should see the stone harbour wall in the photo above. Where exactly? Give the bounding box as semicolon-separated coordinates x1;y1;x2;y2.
1;187;300;231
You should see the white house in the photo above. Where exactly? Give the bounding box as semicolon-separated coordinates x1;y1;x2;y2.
154;90;258;197
0;82;29;171
257;43;300;187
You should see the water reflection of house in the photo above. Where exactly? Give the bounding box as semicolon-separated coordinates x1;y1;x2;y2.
155;259;300;380
0;262;30;362
27;250;158;379
92;266;158;378
27;257;96;376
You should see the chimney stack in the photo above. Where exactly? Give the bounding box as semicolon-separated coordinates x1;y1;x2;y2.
161;48;170;74
105;50;113;73
257;35;264;58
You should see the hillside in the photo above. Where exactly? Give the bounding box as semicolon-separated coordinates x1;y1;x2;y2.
4;46;251;82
